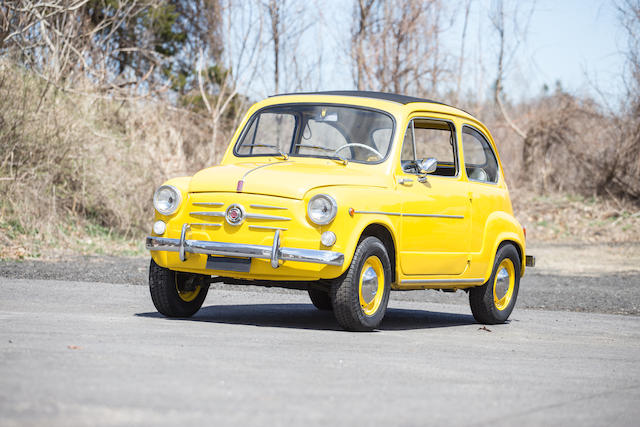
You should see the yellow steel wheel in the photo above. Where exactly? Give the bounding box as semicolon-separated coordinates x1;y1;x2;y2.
358;256;385;316
493;258;515;311
175;273;201;303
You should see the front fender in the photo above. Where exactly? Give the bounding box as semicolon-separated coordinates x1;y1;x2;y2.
305;186;401;275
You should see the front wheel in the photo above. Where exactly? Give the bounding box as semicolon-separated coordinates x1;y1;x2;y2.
149;259;210;317
331;236;391;331
469;244;521;324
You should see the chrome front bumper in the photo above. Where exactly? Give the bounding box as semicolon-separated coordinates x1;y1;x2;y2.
145;226;344;268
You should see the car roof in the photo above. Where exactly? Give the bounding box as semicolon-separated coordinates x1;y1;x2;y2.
270;90;446;106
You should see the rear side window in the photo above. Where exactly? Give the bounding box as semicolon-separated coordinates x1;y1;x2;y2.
462;126;499;183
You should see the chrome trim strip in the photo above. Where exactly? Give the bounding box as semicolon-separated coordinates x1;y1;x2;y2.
190;211;225;217
401;278;484;285
190;223;222;227
250;204;288;210
353;211;462;219
146;236;344;266
403;213;464;219
192;202;224;207
353;210;402;216
242;161;290;180
249;225;288;231
246;213;291;221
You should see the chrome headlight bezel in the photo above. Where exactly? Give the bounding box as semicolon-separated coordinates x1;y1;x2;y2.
153;185;182;216
307;194;338;225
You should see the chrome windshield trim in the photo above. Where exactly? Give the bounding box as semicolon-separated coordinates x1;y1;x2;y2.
401;278;484;285
250;204;288;210
249;225;288;231
192;202;224;207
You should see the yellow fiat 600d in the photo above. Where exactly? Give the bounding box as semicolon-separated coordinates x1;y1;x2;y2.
146;91;535;331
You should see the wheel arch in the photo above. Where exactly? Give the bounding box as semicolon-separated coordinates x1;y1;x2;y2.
485;237;525;281
358;223;398;284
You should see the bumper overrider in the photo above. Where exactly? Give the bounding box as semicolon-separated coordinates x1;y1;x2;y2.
146;224;344;268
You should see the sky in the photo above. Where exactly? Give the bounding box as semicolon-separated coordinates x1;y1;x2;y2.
240;0;630;107
307;0;629;105
507;0;626;103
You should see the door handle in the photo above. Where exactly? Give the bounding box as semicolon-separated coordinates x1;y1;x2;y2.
399;178;413;185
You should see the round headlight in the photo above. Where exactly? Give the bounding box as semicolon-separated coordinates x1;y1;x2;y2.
153;185;182;216
307;194;337;225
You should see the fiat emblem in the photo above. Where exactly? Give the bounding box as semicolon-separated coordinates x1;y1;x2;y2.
225;204;245;226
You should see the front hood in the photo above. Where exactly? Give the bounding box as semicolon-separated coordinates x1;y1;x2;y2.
188;160;389;199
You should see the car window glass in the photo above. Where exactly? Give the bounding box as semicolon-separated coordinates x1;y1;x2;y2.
297;119;347;155
371;128;392;151
237;112;296;155
400;119;457;177
462;126;499;183
236;105;394;164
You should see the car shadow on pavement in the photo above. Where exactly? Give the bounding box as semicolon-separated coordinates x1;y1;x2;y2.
136;304;476;331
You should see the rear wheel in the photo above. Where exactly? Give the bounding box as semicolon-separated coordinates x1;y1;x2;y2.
149;259;210;317
308;288;333;310
469;244;520;324
331;236;391;331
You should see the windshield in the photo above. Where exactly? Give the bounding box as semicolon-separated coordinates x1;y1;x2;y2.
234;104;395;164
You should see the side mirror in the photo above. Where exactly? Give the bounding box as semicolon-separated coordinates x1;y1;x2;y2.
418;157;438;174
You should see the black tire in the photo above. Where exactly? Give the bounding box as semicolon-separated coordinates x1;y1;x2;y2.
149;259;210;318
331;236;392;331
308;288;333;311
469;244;521;324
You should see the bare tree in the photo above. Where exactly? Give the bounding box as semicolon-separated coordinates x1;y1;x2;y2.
0;1;188;94
263;0;313;94
490;0;536;140
350;0;448;95
197;0;264;164
454;0;472;105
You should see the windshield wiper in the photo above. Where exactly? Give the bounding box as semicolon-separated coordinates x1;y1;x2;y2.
294;144;334;152
242;143;289;160
294;144;349;164
293;144;350;165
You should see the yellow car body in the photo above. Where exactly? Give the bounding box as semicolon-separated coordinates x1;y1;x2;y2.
148;92;528;288
146;91;535;330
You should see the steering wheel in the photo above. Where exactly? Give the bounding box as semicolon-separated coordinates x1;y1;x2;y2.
332;143;383;160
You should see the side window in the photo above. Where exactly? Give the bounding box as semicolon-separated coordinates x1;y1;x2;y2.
401;119;457;177
462;126;499;183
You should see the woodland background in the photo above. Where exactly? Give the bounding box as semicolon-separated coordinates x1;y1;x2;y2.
0;0;639;258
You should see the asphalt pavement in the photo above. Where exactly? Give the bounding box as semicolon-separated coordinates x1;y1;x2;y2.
1;277;639;426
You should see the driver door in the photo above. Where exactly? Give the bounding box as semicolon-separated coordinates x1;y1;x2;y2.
396;117;471;275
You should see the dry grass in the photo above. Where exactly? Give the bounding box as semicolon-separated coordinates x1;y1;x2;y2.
1;60;639;261
512;189;640;243
0;60;214;259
